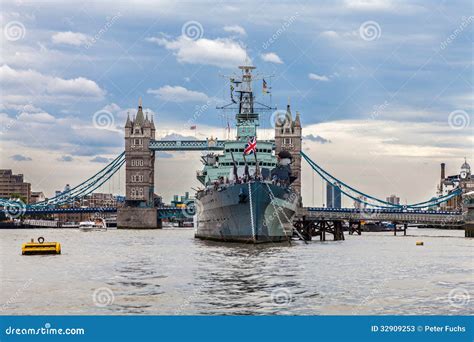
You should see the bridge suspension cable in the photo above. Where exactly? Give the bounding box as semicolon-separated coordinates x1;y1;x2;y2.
28;152;126;208
0;152;126;210
301;151;462;210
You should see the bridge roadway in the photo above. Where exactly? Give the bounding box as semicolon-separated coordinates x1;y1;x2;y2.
300;207;465;225
23;206;465;225
24;206;186;219
148;139;275;151
149;139;226;151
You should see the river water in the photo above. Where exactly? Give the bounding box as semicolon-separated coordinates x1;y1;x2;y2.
0;228;472;315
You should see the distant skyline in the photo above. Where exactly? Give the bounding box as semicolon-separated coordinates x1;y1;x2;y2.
0;0;472;204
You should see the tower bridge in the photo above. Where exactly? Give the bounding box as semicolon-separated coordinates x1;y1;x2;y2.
1;98;471;237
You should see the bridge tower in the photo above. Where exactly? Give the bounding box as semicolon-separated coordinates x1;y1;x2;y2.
117;98;159;229
274;103;302;204
124;98;155;207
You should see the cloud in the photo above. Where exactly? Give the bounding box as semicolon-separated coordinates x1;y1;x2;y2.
0;108;123;158
0;64;105;104
260;52;283;64
147;35;248;68
344;0;394;11
319;30;339;39
102;103;121;113
90;156;111;163
10;154;32;161
308;73;330;82
0;103;43;113
160;133;197;141
343;0;423;13
1;40;81;70
18;112;56;123
304;134;332;144
51;31;92;46
57;155;74;162
223;25;246;36
147;85;209;103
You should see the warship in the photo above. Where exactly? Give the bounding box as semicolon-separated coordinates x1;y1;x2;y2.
194;64;300;243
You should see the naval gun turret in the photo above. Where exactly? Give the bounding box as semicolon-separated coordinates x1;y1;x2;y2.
271;150;297;185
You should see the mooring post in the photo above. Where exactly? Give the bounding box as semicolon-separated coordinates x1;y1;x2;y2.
319;221;322;241
336;221;342;240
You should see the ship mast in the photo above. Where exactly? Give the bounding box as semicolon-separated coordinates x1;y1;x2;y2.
217;62;275;141
237;64;256;118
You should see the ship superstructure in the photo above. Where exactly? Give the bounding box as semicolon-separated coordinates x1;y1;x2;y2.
197;65;276;186
194;64;300;243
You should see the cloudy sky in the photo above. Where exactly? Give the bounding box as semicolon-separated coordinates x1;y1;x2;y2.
0;0;472;205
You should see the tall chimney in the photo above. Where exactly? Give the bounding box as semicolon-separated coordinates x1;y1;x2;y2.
440;163;446;192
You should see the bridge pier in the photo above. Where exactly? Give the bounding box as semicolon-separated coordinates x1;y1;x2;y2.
464;198;474;237
348;220;362;235
117;207;161;229
293;216;345;241
465;224;474;238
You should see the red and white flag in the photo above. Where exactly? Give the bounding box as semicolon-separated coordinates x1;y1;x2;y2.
244;136;257;155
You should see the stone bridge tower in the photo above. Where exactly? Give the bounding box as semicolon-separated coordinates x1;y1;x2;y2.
274;104;302;204
117;98;159;229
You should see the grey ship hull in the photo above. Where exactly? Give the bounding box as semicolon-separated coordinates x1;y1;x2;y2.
195;181;298;243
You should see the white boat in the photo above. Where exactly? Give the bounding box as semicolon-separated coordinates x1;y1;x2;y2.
79;218;107;231
61;222;79;228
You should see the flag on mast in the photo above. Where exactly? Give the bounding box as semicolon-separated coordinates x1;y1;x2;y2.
230;83;236;103
244;136;257;155
262;79;269;94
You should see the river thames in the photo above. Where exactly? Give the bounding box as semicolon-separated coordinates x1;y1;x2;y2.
0;228;472;315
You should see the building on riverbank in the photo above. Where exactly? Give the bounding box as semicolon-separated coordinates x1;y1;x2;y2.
438;159;473;210
0;169;31;203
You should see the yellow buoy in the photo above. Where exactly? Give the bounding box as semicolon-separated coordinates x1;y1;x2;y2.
22;237;61;255
416;241;424;246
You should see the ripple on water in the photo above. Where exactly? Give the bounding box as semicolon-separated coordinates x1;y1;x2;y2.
0;227;472;315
